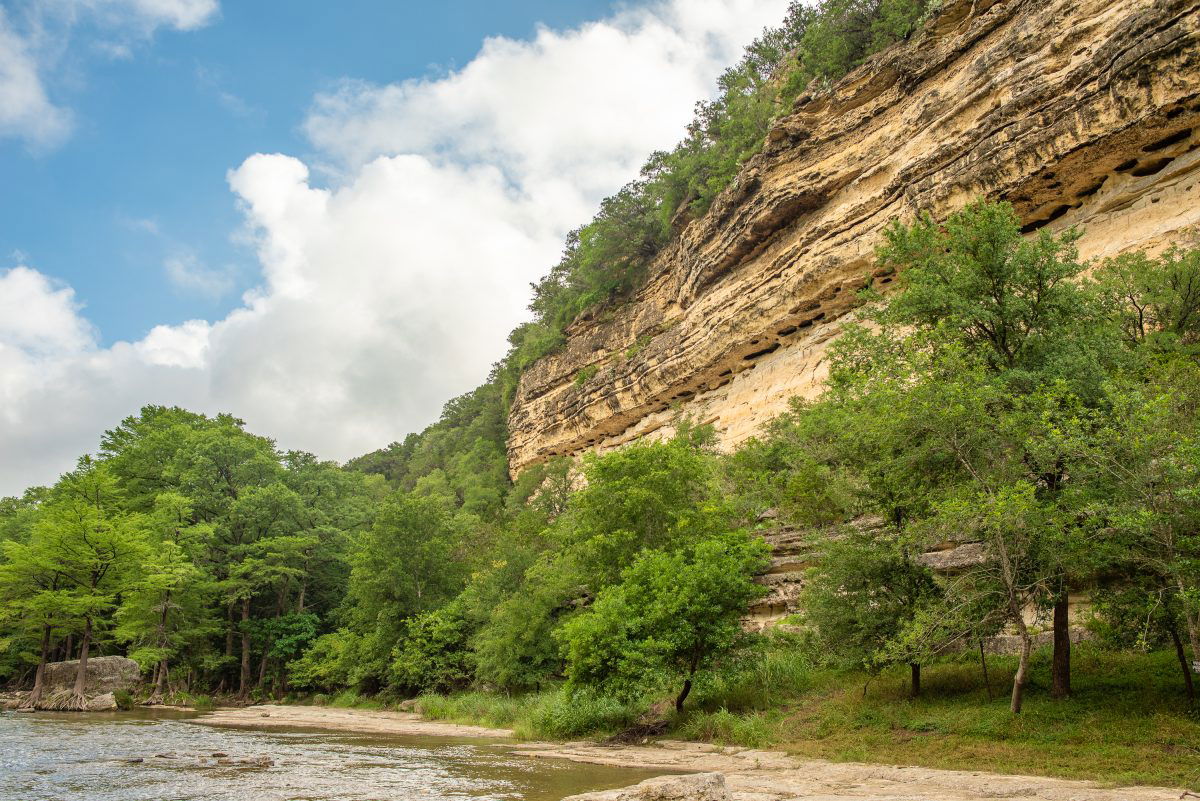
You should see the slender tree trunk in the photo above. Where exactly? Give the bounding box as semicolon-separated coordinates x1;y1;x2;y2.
64;633;73;662
1176;576;1200;669
910;663;921;698
1168;616;1197;705
238;596;251;701
979;639;993;700
256;645;270;690
1010;615;1032;714
156;657;169;698
257;601;282;691
675;678;692;713
1051;595;1071;699
24;624;53;708
216;603;234;695
996;534;1031;714
72;616;93;702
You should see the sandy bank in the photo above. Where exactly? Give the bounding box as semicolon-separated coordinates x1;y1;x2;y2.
193;704;513;738
520;741;1184;800
192;706;1183;800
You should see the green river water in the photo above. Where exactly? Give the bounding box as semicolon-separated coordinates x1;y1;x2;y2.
0;709;663;801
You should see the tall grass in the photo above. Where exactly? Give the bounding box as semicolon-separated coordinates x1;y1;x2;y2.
411;642;1200;788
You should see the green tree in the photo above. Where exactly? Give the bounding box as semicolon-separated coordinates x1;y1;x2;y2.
344;494;467;688
30;460;147;707
113;493;215;700
558;532;768;711
801;528;941;696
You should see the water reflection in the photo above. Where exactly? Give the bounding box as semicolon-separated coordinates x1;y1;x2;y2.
0;709;658;801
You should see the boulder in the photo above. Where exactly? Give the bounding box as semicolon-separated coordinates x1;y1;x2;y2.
85;692;118;711
41;656;140;695
562;773;730;801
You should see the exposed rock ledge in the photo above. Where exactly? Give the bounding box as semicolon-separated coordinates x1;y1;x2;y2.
508;0;1200;475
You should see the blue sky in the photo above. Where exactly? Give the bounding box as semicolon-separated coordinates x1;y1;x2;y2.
1;0;625;345
0;0;790;495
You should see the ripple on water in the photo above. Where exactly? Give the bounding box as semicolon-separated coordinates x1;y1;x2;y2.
0;710;660;801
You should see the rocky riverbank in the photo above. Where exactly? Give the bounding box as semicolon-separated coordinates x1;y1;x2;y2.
193;706;1185;801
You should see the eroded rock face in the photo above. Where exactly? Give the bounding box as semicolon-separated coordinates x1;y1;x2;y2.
42;655;140;696
508;0;1200;475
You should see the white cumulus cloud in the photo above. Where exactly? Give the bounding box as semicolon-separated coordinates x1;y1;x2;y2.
0;0;790;495
0;8;72;149
0;0;219;148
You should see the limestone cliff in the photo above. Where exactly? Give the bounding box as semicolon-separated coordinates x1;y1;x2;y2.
508;0;1200;475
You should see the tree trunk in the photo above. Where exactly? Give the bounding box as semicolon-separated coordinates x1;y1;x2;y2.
674;678;692;713
216;603;234;695
1010;615;1032;714
258;602;282;691
1168;615;1197;705
72;616;93;701
24;624;53;708
157;657;169;698
238;596;251;701
979;639;993;700
910;663;921;698
64;633;73;662
1178;579;1200;670
257;645;270;690
1051;595;1071;699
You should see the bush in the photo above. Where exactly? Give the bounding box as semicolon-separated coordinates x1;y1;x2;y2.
390;603;476;695
113;689;134;710
524;689;644;739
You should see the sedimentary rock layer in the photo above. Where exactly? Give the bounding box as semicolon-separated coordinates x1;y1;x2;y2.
508;0;1200;474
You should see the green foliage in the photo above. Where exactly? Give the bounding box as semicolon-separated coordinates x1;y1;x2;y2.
343;494;468;687
558;532;768;708
390;602;476;695
574;365;599;387
346;381;510;519
801;530;941;673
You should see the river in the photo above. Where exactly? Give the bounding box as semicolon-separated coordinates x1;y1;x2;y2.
0;709;662;801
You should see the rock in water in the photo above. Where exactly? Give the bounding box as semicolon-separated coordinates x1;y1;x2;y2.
85;692;118;711
561;772;730;801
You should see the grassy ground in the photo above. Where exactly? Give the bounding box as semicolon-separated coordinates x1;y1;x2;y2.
413;644;1200;789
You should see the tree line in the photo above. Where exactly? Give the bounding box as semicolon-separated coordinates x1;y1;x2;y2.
4;201;1196;722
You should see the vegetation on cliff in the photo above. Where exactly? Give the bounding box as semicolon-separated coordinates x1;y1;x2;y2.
502;0;943;392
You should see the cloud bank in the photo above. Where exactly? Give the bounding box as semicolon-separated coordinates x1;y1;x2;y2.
0;0;790;495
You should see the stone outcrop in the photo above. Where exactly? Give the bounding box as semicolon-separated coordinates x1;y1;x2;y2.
42;655;140;696
508;0;1200;475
